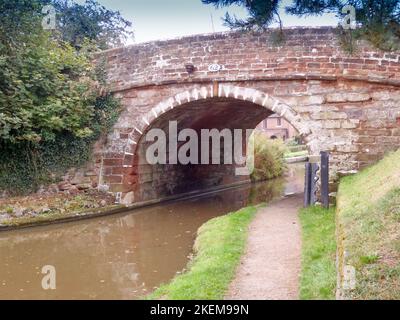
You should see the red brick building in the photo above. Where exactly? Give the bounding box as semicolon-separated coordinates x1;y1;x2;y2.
257;114;298;141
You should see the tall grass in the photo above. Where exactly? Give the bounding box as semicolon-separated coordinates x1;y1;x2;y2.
337;150;400;299
250;132;287;182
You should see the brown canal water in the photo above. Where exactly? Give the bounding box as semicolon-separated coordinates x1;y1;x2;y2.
0;164;304;300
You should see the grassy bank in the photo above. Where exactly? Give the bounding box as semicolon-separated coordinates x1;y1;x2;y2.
299;206;337;300
337;150;400;299
148;205;260;300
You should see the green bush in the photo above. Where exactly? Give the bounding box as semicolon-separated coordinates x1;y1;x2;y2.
249;132;287;182
0;1;123;195
0;95;120;195
0;33;100;143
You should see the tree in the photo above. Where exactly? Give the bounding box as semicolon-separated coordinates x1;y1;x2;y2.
0;0;44;51
0;29;98;144
286;0;400;28
0;0;125;194
202;0;400;48
202;0;283;31
51;0;133;49
0;0;132;144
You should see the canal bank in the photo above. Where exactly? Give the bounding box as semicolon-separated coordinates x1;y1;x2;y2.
146;161;337;301
148;205;261;300
146;164;305;300
0;180;255;232
147;193;306;301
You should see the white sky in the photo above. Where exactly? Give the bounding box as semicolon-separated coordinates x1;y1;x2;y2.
77;0;339;44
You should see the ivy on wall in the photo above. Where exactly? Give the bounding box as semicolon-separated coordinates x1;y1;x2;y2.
0;94;120;195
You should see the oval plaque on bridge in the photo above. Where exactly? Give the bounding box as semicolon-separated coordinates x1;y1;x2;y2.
208;64;222;72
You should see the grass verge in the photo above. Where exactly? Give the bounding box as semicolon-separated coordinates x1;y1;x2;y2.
147;205;260;300
299;206;337;300
337;150;400;299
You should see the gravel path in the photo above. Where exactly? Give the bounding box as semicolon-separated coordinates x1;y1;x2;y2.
226;194;302;300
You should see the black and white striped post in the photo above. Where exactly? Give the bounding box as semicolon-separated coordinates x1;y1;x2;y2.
304;161;319;207
304;151;330;209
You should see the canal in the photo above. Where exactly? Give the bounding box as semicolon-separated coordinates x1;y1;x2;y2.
0;164;304;300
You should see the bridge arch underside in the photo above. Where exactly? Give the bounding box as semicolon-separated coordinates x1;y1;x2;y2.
124;97;273;203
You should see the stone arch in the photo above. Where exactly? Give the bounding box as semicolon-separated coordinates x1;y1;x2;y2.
106;84;311;204
120;84;310;167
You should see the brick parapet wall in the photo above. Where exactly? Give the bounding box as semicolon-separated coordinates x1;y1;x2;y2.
98;27;400;93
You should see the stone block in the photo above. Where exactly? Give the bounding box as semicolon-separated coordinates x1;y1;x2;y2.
341;120;358;129
122;192;135;206
311;111;348;120
322;120;341;129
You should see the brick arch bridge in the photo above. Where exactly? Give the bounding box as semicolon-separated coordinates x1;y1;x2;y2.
82;27;400;204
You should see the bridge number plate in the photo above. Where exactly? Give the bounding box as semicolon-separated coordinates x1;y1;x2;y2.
208;64;222;72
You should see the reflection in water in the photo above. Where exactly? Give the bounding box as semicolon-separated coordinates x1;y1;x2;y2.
0;164;304;300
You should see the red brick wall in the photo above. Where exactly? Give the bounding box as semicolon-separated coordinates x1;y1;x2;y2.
257;115;298;140
99;27;400;93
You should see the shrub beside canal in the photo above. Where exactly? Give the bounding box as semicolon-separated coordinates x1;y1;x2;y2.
250;132;287;182
147;205;260;300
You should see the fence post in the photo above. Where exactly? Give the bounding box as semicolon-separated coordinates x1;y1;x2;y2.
304;162;311;207
320;151;330;209
310;163;319;205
